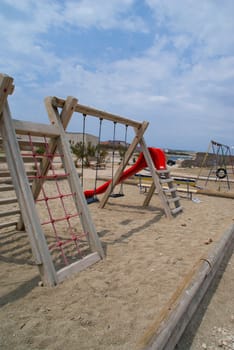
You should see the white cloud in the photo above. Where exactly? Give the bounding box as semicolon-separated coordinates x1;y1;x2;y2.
1;0;233;150
63;0;148;32
145;0;234;57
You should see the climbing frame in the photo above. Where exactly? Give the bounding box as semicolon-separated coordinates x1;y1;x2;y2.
0;73;104;286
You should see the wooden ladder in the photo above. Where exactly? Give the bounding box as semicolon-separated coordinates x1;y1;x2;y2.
140;141;182;218
157;169;183;216
142;167;183;218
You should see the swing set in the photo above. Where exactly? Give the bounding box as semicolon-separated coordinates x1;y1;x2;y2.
52;95;182;217
197;140;234;191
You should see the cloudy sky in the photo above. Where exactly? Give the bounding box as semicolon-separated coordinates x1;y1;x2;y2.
1;0;234;151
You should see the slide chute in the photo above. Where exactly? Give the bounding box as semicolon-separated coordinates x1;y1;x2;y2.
84;147;166;198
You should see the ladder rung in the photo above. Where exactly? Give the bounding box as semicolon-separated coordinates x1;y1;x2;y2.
0;171;11;177
157;169;169;174
0;185;15;191
0;209;21;218
0;220;18;230
0;170;36;177
160;178;173;184
0;177;12;184
0;197;18;205
168;196;180;203
163;187;177;193
171;206;183;215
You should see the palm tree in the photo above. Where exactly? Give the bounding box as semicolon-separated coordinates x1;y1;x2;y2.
70;141;108;168
70;141;84;167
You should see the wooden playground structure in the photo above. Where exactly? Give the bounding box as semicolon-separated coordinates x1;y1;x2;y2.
0;73;182;286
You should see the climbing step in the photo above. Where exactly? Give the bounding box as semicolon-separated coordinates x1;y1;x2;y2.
160;178;174;184
0;209;21;218
0;184;15;191
0;197;18;205
171;206;183;215
156;169;170;175
0;220;18;230
163;187;177;194
167;196;181;204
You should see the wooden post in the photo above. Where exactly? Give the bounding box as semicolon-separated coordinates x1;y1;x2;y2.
0;74;14;115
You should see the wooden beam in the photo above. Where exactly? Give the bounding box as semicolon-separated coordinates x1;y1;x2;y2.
57;252;101;283
13;119;60;137
52;96;143;128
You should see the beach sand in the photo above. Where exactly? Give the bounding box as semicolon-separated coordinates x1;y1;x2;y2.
0;165;233;350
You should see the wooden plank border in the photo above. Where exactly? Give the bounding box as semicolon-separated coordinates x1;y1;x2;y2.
138;224;234;350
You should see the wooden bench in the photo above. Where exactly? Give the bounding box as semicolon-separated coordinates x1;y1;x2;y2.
138;177;197;200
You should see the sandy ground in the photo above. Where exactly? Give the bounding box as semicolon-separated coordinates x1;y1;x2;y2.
0;165;233;350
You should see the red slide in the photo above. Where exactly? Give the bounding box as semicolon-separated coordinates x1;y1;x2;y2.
84;147;167;198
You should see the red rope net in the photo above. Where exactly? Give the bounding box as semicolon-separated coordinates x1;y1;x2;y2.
21;133;90;267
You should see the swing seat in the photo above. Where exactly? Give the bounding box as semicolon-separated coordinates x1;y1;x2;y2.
109;193;125;198
86;197;99;204
216;168;227;179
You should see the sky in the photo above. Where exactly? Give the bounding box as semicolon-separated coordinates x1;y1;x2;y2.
1;0;234;152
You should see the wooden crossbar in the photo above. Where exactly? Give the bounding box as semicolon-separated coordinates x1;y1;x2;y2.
13;119;60;137
52;96;143;128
